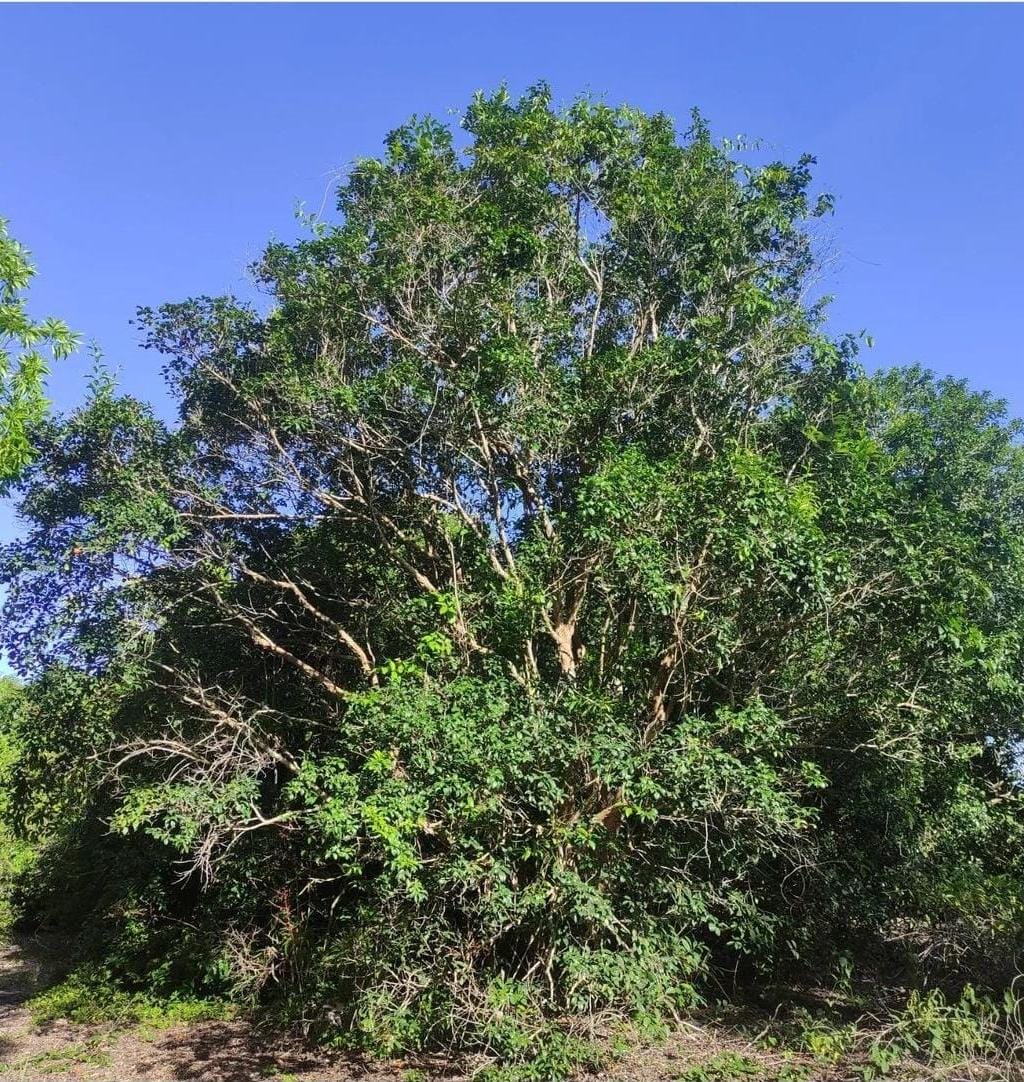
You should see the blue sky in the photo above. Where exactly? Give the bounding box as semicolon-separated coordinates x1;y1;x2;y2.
1;2;1022;543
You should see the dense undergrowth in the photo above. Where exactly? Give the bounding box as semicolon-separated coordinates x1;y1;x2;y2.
11;961;1023;1081
1;86;1023;1079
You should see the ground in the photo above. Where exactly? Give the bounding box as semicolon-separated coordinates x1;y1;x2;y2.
0;936;1017;1081
0;936;428;1082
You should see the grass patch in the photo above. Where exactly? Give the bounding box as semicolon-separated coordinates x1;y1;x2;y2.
0;1037;112;1075
677;1050;763;1081
28;965;233;1028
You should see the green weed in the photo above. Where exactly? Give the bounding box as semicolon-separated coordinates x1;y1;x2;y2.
29;965;232;1027
0;1037;112;1075
677;1051;761;1081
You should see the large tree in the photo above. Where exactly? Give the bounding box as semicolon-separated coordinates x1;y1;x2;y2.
3;86;1022;1066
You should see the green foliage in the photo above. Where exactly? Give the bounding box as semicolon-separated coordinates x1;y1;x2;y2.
793;1014;857;1063
29;964;231;1027
0;678;33;930
860;986;1005;1077
677;1051;762;1081
0;218;79;485
747;984;1022;1079
1;86;1023;1078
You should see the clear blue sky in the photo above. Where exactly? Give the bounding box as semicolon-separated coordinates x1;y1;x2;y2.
1;2;1022;543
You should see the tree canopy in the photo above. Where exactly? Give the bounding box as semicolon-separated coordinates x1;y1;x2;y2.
1;86;1022;1073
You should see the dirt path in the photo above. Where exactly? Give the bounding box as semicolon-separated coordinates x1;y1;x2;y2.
1;935;54;1071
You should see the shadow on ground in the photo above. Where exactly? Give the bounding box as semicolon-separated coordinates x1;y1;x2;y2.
134;1022;360;1082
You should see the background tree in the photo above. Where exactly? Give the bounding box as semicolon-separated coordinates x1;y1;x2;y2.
2;86;1022;1070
